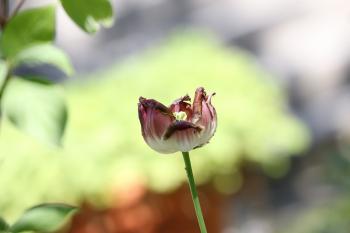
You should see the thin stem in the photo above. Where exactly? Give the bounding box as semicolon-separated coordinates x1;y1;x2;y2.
0;69;10;100
0;0;10;120
10;0;26;18
0;0;9;28
182;151;208;233
1;0;8;18
0;63;11;119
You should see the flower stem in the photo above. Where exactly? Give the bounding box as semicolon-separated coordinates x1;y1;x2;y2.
182;151;208;233
10;0;26;18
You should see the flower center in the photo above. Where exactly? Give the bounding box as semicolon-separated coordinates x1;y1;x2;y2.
173;111;187;121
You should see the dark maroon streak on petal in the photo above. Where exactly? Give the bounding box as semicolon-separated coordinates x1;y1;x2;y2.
172;95;191;105
139;97;174;118
163;121;202;140
193;144;205;149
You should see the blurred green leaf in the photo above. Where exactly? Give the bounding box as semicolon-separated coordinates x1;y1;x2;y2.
10;203;77;233
13;44;74;77
3;78;67;146
0;217;9;232
0;6;55;58
13;75;60;85
60;0;114;33
283;198;350;233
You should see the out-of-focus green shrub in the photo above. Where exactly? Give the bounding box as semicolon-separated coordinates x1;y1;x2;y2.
283;146;350;233
282;198;350;233
0;32;309;219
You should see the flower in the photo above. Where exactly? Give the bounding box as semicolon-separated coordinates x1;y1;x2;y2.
138;87;217;154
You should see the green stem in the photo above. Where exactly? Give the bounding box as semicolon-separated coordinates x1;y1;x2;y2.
10;0;26;18
0;63;11;119
182;151;208;233
0;71;10;96
0;0;8;28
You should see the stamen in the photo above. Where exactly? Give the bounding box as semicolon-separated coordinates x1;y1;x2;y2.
173;111;187;121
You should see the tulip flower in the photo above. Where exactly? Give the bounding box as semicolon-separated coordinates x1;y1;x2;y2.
138;87;217;233
138;87;217;154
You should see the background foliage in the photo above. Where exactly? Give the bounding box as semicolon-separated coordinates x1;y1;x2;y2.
0;32;309;219
0;0;114;229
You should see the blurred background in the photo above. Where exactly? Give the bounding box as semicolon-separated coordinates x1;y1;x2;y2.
1;0;350;232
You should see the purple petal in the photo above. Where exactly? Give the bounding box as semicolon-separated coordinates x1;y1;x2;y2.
138;97;175;152
162;120;203;152
169;95;192;120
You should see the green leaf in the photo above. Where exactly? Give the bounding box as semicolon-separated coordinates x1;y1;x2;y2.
3;78;68;146
0;217;9;232
13;74;59;85
10;203;77;233
0;6;55;58
0;60;7;87
60;0;114;33
13;44;74;76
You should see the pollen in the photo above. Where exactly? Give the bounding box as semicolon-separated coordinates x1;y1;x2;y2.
173;111;187;121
